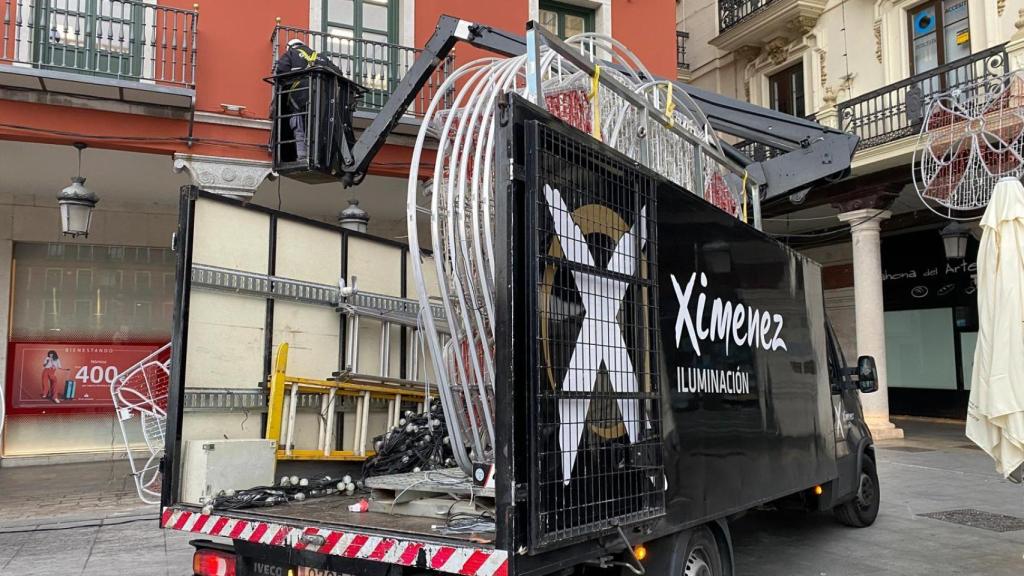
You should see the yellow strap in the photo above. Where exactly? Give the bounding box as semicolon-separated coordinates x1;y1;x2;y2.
589;65;602;141
298;48;318;64
666;83;676;128
741;170;749;224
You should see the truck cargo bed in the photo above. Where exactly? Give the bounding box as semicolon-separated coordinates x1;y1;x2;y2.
162;491;507;574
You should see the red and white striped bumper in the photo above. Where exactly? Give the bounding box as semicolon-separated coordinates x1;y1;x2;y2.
162;507;508;576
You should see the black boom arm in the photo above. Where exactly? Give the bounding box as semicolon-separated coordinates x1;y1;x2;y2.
292;15;856;199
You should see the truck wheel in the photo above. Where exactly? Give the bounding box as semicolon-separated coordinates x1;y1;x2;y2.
682;527;724;576
834;454;880;527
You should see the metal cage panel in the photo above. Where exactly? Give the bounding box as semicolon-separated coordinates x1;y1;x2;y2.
524;117;666;551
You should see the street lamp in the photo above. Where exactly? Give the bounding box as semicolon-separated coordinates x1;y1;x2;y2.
58;143;99;238
940;221;971;260
338;198;369;233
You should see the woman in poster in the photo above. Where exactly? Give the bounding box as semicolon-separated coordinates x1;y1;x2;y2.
41;350;69;403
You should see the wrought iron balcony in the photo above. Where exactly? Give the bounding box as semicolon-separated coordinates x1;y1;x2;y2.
271;25;453;118
836;44;1009;150
0;0;198;88
719;0;780;32
676;31;689;73
712;0;823;51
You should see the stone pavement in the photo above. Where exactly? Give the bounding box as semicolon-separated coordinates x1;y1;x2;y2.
731;416;1024;576
1;417;1023;575
0;459;152;527
0;459;195;575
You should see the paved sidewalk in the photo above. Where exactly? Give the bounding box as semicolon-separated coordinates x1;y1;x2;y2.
731;416;1024;576
0;458;197;575
0;459;153;529
2;418;1023;575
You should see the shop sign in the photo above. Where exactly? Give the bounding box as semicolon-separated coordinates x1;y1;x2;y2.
881;230;978;310
5;342;163;414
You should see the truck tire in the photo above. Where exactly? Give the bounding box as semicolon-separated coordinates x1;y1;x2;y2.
682;527;724;576
834;453;880;527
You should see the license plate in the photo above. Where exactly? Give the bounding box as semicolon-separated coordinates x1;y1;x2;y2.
298;568;343;576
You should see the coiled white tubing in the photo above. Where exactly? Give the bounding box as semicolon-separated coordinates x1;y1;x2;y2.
406;35;733;474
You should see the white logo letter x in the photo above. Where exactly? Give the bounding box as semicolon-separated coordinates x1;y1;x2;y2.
543;184;648;484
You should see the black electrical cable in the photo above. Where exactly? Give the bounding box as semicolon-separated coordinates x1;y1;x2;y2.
767;208;890;240
207;474;351;512
362;398;455;479
0;122;268;151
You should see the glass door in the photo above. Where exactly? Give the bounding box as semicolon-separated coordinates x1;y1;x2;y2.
323;0;397;109
35;0;143;79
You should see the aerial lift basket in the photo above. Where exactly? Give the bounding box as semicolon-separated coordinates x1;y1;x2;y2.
269;65;366;184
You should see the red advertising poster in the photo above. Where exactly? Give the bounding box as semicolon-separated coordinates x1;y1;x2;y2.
6;342;163;414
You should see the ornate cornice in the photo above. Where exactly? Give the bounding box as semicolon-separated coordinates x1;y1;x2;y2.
765;38;790;66
173;154;275;199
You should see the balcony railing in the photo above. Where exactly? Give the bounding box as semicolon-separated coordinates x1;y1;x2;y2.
676;31;689;72
836;44;1009;150
271;25;453;118
0;0;198;88
719;0;779;33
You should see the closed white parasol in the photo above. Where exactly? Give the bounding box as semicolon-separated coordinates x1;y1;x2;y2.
967;176;1024;481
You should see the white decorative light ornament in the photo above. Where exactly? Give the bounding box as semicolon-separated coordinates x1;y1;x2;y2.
58;143;99;238
914;71;1024;220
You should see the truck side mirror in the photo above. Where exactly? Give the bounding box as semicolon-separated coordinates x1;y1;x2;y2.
856;356;878;393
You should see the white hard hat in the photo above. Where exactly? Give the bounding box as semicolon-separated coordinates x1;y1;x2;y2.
287;38;304;47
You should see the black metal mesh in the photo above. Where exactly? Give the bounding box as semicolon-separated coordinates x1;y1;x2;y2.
528;121;665;550
270;66;362;183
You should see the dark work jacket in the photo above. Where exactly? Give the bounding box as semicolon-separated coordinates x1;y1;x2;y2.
274;45;322;111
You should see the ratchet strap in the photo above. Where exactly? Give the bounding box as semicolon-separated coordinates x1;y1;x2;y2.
742;170;749;224
589;65;602;141
666;83;676;128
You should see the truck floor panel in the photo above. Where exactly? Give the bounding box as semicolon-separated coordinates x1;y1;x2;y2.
162;497;507;576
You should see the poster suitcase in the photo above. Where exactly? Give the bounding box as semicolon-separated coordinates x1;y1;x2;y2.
63;379;76;400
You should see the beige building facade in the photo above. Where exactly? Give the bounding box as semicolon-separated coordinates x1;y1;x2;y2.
677;0;1024;435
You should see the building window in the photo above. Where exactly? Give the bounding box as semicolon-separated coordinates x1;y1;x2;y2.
6;241;175;416
676;31;690;71
10;242;175;343
35;0;143;78
539;1;595;40
908;0;970;76
323;0;397;44
768;63;805;117
322;0;398;93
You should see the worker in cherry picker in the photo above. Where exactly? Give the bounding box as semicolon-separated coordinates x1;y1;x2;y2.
273;38;326;161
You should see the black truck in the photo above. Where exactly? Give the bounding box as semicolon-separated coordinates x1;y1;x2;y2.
161;16;878;576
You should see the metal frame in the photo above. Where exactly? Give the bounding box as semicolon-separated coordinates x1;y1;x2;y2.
521;97;666;552
162;185;198;507
264;343;430;462
161;188;446;508
837;43;1009;150
112;342;172;504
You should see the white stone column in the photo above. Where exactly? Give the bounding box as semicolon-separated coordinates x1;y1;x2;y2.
837;208;903;440
173;154;275;200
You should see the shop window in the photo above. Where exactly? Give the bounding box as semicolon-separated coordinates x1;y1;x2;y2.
7;242;175;415
768;63;805;118
10;241;174;343
539;1;595;40
884;308;958;390
908;0;970;76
